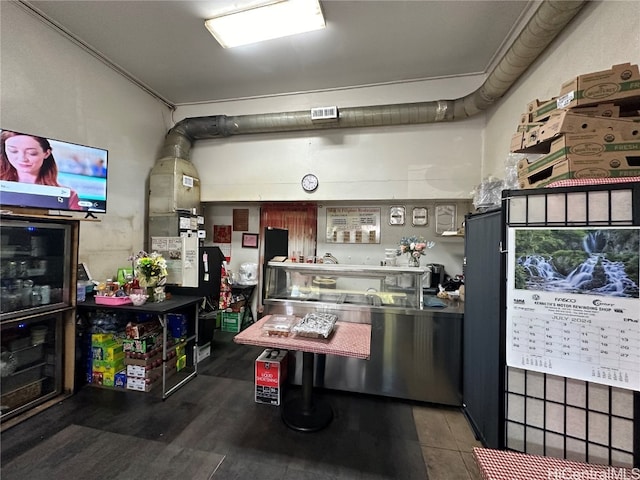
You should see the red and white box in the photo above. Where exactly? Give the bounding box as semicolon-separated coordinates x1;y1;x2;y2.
255;349;288;406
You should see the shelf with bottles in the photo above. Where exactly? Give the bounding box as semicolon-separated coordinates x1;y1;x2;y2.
0;219;73;321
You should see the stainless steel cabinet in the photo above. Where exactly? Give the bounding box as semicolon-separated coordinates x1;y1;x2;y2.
1;216;77;424
263;261;463;405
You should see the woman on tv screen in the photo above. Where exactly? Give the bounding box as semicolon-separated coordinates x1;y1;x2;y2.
0;130;81;210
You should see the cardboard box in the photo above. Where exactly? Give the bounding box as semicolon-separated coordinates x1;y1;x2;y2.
122;333;161;354
91;333;115;345
92;356;125;374
92;341;123;362
518;112;531;125
126;377;152;392
532;101;622;123
519;156;640;189
255;349;288;406
573;103;621;118
530;64;640;122
510;132;525;152
102;371;115;387
516;112;640;151
167;313;187;339
516;122;544;133
127;356;177;379
527;97;556;114
222;312;243;333
517;131;640;189
558;63;640;109
114;370;127;388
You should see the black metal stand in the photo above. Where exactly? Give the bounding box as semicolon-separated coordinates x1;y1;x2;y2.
231;284;256;327
281;351;333;432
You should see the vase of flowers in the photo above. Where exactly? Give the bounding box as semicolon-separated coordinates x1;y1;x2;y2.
129;251;168;302
397;236;435;267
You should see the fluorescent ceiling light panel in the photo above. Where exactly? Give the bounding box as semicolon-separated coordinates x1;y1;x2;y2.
205;0;325;48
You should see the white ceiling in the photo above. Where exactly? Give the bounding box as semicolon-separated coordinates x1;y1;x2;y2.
23;0;536;107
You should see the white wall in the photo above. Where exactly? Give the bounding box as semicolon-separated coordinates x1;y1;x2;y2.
176;76;486;202
0;2;171;281
484;0;640;178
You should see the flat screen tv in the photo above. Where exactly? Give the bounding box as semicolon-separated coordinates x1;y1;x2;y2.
0;128;108;214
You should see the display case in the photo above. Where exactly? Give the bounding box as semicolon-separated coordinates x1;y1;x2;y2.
263;261;463;405
0;216;78;424
1;219;73;319
264;262;425;311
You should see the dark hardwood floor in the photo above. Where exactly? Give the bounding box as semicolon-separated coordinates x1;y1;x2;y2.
1;331;430;479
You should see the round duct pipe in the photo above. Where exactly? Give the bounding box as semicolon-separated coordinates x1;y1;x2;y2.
158;0;586;162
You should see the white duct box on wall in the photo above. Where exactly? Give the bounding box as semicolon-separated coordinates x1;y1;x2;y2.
151;235;198;287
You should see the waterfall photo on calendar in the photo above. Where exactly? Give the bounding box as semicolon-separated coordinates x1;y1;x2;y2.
512;227;639;298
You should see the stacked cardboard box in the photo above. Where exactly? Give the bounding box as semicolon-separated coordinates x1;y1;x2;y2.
520;63;640;124
509;63;640;189
124;340;181;392
91;334;125;387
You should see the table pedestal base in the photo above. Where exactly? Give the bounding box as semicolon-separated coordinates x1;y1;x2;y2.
282;396;333;432
281;351;333;432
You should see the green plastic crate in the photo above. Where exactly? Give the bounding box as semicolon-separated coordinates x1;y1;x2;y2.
221;312;242;333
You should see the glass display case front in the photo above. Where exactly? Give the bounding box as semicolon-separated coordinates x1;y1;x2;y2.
264;261;425;309
1;314;63;419
1;216;76;423
1;219;72;321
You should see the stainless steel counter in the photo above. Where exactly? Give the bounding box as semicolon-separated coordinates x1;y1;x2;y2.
264;298;463;406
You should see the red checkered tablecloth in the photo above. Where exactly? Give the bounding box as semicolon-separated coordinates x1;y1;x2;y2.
233;316;371;360
546;176;640;188
473;448;636;480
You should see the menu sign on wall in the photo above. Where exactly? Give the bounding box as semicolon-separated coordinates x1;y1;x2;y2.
506;227;640;391
326;207;381;244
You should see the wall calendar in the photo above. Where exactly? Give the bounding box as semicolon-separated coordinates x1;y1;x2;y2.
506;227;640;391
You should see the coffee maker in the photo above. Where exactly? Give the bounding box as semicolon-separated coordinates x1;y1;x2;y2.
425;263;445;289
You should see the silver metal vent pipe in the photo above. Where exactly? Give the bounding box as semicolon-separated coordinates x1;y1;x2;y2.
158;0;586;162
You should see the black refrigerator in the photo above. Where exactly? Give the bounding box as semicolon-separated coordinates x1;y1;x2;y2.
262;227;288;300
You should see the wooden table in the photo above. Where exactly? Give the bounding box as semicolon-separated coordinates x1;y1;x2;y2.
234;316;371;431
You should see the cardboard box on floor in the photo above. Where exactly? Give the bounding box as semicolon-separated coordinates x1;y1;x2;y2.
530;63;640;122
514;111;640;151
517;130;640;189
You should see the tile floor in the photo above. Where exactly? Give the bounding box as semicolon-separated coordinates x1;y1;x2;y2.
1;330;484;479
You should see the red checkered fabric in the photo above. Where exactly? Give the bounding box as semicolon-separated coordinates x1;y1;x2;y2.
473;447;636;480
234;316;371;359
546;177;640;188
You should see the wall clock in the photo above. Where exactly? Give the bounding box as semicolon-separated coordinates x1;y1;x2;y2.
301;173;319;192
389;206;406;225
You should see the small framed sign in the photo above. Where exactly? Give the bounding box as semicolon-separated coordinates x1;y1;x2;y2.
389;206;406;225
242;233;259;248
411;207;428;226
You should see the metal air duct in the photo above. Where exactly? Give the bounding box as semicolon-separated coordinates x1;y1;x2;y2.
157;0;586;164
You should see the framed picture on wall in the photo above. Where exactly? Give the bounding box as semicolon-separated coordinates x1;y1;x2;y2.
242;233;259;248
411;207;428;226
